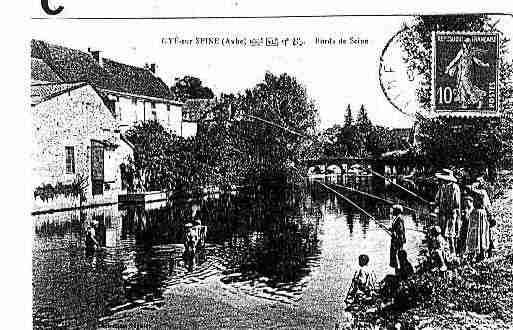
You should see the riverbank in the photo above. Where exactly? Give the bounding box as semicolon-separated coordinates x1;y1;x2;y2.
95;174;512;329
350;173;513;329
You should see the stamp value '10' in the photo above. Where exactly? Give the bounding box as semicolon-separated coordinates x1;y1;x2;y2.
432;31;499;114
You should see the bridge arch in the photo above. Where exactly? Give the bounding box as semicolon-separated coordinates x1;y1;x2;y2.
307;165;323;175
326;164;343;175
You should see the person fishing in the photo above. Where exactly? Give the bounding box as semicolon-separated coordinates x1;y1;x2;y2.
389;204;406;273
433;169;461;256
85;222;99;254
183;222;199;271
345;254;377;305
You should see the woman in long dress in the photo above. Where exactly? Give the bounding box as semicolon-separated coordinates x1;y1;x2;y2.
465;186;491;261
445;38;490;109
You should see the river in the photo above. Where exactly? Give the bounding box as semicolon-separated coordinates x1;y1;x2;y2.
32;176;429;329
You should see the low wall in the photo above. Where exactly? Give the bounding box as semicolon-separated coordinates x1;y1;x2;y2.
32;190;119;215
118;191;169;204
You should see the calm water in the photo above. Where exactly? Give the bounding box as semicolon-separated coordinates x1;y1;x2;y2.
33;176;428;329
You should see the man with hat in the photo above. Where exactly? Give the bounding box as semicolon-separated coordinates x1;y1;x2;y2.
433;169;461;256
389;204;406;272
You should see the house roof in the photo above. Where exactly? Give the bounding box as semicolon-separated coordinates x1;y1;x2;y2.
31;58;63;83
31;39;173;100
31;82;88;105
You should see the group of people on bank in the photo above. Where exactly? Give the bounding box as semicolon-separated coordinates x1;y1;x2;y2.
345;168;496;308
431;168;495;264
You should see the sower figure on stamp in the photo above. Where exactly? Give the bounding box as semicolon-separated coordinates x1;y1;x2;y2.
444;37;490;109
433;169;461;256
389;204;406;273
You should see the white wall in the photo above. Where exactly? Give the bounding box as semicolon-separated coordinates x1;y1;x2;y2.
114;94;186;136
181;122;197;138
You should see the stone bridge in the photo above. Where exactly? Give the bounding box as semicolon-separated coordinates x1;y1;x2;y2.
302;157;376;175
302;155;423;176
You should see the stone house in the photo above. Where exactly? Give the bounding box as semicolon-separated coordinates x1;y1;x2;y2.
31;40;185;135
31;81;133;213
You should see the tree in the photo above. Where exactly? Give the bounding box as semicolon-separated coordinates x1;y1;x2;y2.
320;124;346;157
344;104;353;127
400;15;513;173
355;105;373;157
125;121;196;192
170;76;214;102
231;72;319;186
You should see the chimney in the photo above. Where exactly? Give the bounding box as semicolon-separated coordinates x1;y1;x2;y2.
88;48;103;67
145;63;156;74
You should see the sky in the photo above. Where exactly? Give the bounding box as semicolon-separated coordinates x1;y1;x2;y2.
32;15;513;129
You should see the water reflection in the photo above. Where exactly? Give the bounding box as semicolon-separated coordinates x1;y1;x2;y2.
33;179;428;329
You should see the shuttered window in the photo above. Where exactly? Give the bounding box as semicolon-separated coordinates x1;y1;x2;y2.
65;146;75;174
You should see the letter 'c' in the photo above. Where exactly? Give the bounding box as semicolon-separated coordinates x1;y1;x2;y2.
41;0;64;15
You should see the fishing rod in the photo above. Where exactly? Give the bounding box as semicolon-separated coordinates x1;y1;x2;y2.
244;114;311;139
320;181;427;235
236;113;430;235
369;169;433;205
325;181;420;214
247;112;433;207
313;180;392;236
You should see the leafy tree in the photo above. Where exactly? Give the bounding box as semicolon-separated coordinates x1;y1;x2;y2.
125;121;196;191
170;75;214;102
230;72;319;185
320;124;347;157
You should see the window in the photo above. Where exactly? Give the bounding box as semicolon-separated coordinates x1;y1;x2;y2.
65;146;75;174
151;102;156;109
152;110;157;121
132;97;137;105
166;104;170;111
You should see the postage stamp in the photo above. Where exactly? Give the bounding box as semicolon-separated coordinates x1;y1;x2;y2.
431;31;499;113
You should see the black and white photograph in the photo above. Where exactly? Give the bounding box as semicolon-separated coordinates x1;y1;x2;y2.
17;3;513;329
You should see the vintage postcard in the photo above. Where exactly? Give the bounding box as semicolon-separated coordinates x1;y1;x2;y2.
27;4;513;329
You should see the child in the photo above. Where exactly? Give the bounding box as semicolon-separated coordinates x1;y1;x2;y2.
428;226;448;271
397;250;414;281
457;195;473;256
345;254;377;305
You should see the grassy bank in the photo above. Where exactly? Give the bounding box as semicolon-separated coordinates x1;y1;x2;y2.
349;174;513;330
